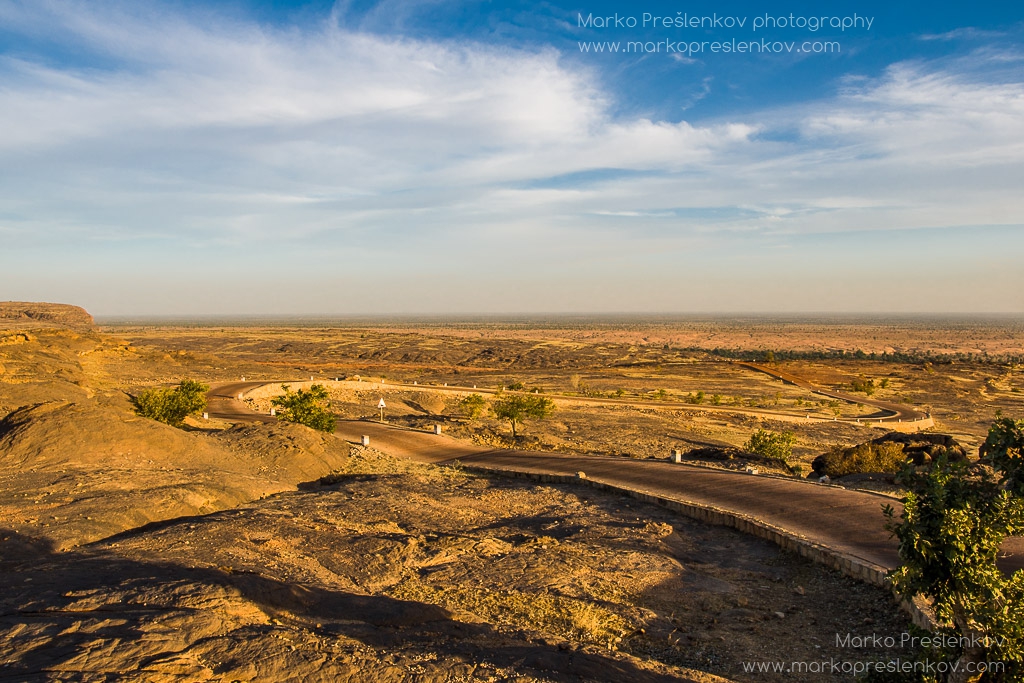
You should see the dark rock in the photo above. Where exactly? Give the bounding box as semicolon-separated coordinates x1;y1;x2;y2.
870;432;967;465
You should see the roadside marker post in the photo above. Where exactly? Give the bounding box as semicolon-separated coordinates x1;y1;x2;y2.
361;435;370;447
434;424;442;435
378;397;386;423
270;408;276;417
203;412;208;420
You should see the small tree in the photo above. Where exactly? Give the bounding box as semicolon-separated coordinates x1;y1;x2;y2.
884;418;1024;682
744;429;796;463
272;384;336;433
492;394;554;439
459;393;488;421
134;379;209;427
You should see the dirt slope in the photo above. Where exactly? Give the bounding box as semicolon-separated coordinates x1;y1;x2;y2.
0;394;349;550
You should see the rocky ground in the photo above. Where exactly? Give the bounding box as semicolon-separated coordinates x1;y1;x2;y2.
1;447;915;682
4;307;1016;680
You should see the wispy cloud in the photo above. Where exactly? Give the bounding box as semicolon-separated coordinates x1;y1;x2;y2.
0;2;1021;313
918;27;1008;41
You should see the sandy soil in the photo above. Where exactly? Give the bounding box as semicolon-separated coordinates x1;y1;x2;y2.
3;312;1020;681
105;322;1023;461
1;447;913;682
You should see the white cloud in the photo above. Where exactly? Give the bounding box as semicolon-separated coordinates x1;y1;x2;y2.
0;2;1021;312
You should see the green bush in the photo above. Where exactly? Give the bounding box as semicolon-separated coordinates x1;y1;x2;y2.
885;428;1024;680
744;429;796;463
134;379;209;427
980;416;1024;497
272;384;336;433
818;442;907;478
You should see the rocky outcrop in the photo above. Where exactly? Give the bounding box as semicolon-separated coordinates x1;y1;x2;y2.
0;302;94;327
812;431;968;476
870;432;967;465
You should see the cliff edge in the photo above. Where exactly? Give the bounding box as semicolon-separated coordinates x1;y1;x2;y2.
0;301;93;328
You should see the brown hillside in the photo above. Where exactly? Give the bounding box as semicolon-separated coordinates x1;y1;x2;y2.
0;394;349;549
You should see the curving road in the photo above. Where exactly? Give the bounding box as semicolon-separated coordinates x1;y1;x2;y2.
206;381;276;423
206;381;1023;577
737;363;928;423
339;360;931;428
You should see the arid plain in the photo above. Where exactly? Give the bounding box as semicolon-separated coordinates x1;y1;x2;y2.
2;304;1023;681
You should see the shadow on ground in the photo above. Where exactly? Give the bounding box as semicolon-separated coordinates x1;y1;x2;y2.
0;529;693;682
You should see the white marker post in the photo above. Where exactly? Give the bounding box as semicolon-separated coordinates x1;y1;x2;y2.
378;397;386;423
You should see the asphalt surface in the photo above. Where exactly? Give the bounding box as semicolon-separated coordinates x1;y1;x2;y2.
207;381;276;423
738;363;928;422
330;361;929;427
206;382;1024;575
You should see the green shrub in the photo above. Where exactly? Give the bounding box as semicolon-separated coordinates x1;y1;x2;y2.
272;384;336;433
134;379;209;427
885;438;1024;680
851;376;877;395
819;442;906;478
744;429;796;463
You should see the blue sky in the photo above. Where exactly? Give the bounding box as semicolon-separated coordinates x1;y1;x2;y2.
0;0;1022;315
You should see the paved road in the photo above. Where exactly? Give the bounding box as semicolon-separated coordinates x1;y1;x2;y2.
334;421;904;567
207;381;276;423
335;362;930;429
206;382;1023;575
738;363;928;422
